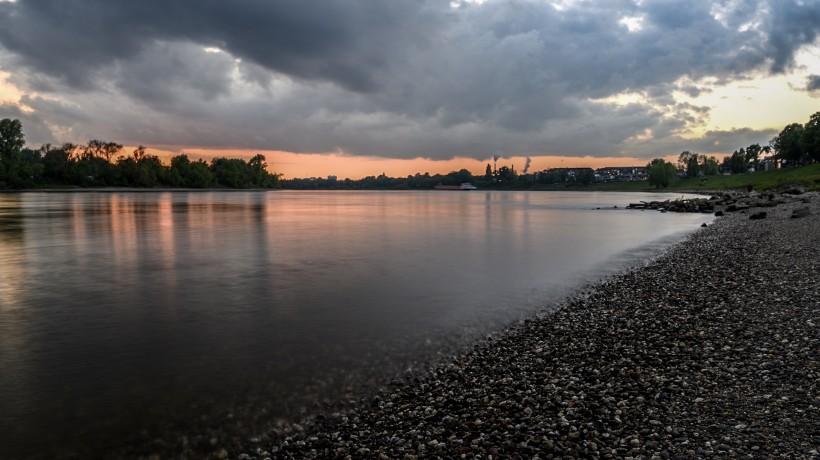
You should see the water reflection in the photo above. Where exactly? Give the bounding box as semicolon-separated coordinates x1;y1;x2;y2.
0;190;712;458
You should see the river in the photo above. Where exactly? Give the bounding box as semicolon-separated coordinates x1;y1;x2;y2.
0;190;711;458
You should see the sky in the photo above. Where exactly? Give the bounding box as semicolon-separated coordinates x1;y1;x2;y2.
0;0;819;179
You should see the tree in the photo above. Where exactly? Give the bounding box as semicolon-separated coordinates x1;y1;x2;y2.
484;163;493;181
677;151;698;177
187;159;216;188
800;111;820;163
82;140;123;162
727;148;749;174
744;143;763;171
771;123;804;165
688;159;700;178
646;158;676;189
577;168;595;185
248;153;268;187
701;155;720;176
42;145;73;183
0;118;25;166
211;157;255;188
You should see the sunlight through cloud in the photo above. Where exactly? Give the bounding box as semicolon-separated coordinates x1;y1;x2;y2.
618;16;644;33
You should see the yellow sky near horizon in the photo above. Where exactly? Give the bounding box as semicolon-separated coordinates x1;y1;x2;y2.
677;48;820;136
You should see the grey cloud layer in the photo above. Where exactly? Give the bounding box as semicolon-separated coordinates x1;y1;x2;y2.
0;0;816;159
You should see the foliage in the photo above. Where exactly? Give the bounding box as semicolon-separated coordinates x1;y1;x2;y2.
646;158;677;189
0;118;25;166
769;111;820;166
701;156;720;176
728;148;749;174
678;151;720;177
771;123;805;164
0;118;280;190
744;143;766;171
801;112;820;163
671;163;820;192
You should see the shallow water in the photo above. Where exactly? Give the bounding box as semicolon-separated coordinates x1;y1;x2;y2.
0;190;711;458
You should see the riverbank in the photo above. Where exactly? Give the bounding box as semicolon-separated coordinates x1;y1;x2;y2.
238;194;819;459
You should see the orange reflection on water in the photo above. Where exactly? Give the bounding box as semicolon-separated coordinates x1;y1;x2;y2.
109;193;138;272
157;193;176;271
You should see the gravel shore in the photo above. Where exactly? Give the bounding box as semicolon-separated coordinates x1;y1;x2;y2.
233;193;820;460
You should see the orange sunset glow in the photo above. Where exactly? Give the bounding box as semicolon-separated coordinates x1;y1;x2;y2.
143;147;669;179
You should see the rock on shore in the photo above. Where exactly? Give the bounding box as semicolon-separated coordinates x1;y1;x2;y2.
626;186;814;214
243;194;819;460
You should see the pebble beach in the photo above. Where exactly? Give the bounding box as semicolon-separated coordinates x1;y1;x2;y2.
237;192;819;460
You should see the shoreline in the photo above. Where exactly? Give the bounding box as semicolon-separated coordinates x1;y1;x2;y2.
239;194;819;459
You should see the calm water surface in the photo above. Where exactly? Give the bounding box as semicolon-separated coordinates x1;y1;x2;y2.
0;190;711;458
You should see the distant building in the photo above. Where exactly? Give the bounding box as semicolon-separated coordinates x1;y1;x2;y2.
593;166;647;182
759;158;779;171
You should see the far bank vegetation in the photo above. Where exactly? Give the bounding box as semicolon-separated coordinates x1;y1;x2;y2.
1;111;819;191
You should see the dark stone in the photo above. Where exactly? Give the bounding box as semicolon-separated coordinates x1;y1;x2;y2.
714;210;724;217
791;207;811;219
701;223;708;227
749;212;767;220
781;185;805;195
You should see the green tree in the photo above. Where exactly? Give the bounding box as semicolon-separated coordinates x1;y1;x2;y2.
800;111;820;163
211;157;252;188
729;148;748;174
167;154;191;186
82;140;123;162
677;151;700;177
744;143;763;171
0;118;25;167
248;154;269;187
186;159;216;188
577;168;594;185
700;155;720;176
646;158;676;189
771;123;805;165
42;144;73;183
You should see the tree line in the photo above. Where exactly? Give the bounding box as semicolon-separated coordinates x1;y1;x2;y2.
5;110;817;191
282;164;595;190
0;118;280;189
646;111;820;188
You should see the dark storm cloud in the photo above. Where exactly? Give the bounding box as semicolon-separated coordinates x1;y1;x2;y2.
766;1;820;73
808;75;820;93
0;0;442;93
0;0;817;160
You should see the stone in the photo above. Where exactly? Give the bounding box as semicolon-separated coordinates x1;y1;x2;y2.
749;211;767;220
781;184;805;195
791;207;811;219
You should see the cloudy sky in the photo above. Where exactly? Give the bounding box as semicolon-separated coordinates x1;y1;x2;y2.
0;0;818;178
